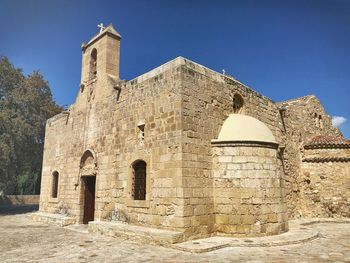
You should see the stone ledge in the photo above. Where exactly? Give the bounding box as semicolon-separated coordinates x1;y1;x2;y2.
88;221;184;246
173;231;319;253
297;217;350;226
64;224;89;234
173;218;343;253
30;212;76;227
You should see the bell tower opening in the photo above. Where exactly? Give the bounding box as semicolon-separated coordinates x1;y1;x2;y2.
81;23;121;83
89;48;97;79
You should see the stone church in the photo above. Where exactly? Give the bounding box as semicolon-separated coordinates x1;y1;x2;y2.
34;24;350;243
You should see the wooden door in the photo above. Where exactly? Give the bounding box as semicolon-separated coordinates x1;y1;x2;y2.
83;176;96;224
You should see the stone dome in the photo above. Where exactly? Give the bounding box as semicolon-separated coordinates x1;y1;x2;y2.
215;114;277;143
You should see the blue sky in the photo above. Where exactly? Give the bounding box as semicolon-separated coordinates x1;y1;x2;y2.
0;0;349;137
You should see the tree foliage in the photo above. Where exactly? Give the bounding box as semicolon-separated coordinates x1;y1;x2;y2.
0;57;62;195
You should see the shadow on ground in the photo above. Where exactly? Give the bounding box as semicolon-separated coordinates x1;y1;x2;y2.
0;204;39;215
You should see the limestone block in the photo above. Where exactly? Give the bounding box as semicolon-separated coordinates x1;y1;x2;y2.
218;156;232;163
216;214;229;225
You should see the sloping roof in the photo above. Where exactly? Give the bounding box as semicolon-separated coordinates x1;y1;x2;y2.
82;24;121;50
304;135;350;149
276;95;315;106
302;156;350;162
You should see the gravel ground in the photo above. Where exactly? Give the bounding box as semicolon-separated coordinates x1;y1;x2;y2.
1;205;350;262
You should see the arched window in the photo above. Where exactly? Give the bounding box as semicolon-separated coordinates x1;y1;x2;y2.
138;124;145;146
52;171;59;198
232;93;244;113
89;48;97;79
314;113;323;129
132;160;147;200
314;113;318;127
318;115;323;129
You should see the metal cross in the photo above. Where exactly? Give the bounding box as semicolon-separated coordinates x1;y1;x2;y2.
97;23;105;33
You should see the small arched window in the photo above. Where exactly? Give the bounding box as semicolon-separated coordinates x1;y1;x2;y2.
232;93;244;113
132;160;147;200
52;171;59;198
89;48;97;79
138;124;145;146
314;113;323;129
318;115;323;129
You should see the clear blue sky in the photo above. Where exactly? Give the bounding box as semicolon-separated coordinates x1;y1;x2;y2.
1;0;349;137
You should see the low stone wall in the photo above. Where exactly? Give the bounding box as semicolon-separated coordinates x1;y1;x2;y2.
31;212;76;227
89;221;184;246
0;195;40;205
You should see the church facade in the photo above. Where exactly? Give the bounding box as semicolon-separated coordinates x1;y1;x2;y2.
36;25;350;242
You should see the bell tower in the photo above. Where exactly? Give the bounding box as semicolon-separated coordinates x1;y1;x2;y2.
80;23;121;84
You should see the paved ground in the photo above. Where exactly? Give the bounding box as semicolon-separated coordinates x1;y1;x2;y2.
1;205;350;262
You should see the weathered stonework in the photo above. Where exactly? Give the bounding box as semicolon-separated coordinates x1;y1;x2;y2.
299;137;350;218
276;98;347;218
36;24;350;242
212;143;288;236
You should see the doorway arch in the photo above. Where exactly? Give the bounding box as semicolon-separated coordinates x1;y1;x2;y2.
80;150;97;224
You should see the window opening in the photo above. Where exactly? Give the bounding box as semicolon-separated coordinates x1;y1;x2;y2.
232;93;244;113
138;124;145;146
89;48;97;79
132;161;146;200
52;171;59;198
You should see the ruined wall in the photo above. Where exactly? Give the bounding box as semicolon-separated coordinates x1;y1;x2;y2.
179;59;285;238
277;96;341;218
299;146;350;217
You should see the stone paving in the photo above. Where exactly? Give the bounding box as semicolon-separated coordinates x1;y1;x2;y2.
1;205;350;262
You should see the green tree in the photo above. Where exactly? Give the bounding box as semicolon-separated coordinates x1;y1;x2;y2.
0;57;62;195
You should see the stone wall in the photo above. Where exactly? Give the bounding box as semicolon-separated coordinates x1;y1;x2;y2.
277;96;342;218
300;147;350;217
179;59;285;238
0;195;40;205
40;57;189;232
212;143;288;236
112;60;185;230
40;56;288;238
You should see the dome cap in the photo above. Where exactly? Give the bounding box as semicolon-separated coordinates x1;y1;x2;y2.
214;114;277;144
